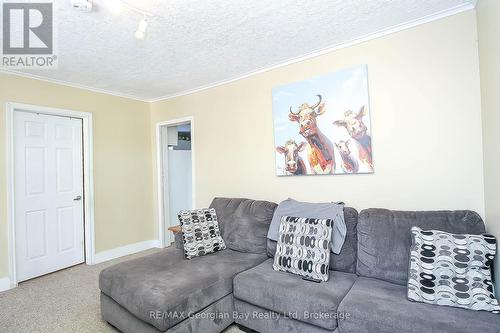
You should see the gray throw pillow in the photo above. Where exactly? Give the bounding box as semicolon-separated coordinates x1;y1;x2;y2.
273;216;332;281
408;226;500;313
178;208;226;259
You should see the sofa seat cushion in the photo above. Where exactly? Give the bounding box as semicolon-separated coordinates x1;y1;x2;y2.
235;299;339;333
233;259;357;330
99;247;267;331
338;276;500;333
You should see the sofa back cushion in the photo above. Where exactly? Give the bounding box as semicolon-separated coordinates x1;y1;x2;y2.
266;207;358;274
356;208;486;285
209;197;277;254
334;207;358;273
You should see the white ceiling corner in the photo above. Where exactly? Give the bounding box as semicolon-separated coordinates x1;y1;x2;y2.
1;0;476;102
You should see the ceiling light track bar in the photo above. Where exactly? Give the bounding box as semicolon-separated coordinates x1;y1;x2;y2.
119;0;155;18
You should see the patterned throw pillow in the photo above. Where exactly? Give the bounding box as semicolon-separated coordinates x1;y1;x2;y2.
178;208;226;259
408;226;500;313
273;216;333;281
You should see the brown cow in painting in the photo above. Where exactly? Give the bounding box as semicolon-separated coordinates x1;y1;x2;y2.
289;95;335;174
276;140;307;175
334;106;373;170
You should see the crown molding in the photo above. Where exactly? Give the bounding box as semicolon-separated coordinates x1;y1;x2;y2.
1;2;476;104
148;2;476;103
0;68;148;102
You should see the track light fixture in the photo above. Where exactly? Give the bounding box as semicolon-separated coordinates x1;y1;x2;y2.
73;1;155;40
134;16;148;40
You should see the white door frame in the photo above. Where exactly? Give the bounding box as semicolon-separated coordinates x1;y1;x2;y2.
155;116;195;248
5;102;95;289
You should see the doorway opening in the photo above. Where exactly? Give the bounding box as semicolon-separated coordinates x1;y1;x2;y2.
156;117;195;247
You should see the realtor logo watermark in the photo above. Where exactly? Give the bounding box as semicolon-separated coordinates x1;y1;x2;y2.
2;1;57;68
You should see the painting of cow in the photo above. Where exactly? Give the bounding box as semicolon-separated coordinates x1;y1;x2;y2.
288;95;335;174
334;106;373;170
272;65;373;176
276;140;307;175
335;140;359;173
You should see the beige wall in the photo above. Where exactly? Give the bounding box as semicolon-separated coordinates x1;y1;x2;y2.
477;0;500;296
0;74;155;278
151;12;485;239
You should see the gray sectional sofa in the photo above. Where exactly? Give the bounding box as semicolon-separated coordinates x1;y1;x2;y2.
99;197;500;333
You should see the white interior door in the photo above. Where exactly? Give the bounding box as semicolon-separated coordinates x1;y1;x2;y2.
14;111;84;282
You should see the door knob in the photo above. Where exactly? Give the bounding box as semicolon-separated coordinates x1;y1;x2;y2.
73;195;82;201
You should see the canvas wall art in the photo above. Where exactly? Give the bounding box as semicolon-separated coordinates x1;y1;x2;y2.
273;65;373;176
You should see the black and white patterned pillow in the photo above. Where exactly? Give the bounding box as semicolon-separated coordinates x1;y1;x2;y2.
178;208;226;259
408;226;500;313
273;216;333;281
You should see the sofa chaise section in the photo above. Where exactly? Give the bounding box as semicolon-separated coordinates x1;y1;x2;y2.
101;293;235;333
100;247;267;331
99;197;277;332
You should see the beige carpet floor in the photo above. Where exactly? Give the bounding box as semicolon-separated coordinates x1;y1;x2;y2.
0;248;244;333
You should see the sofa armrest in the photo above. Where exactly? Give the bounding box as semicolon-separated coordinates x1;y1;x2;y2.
169;225;184;250
168;225;181;233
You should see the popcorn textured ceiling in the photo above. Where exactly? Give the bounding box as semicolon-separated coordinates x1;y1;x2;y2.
2;0;476;101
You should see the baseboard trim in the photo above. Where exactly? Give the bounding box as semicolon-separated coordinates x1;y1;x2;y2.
93;240;160;265
0;277;13;292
